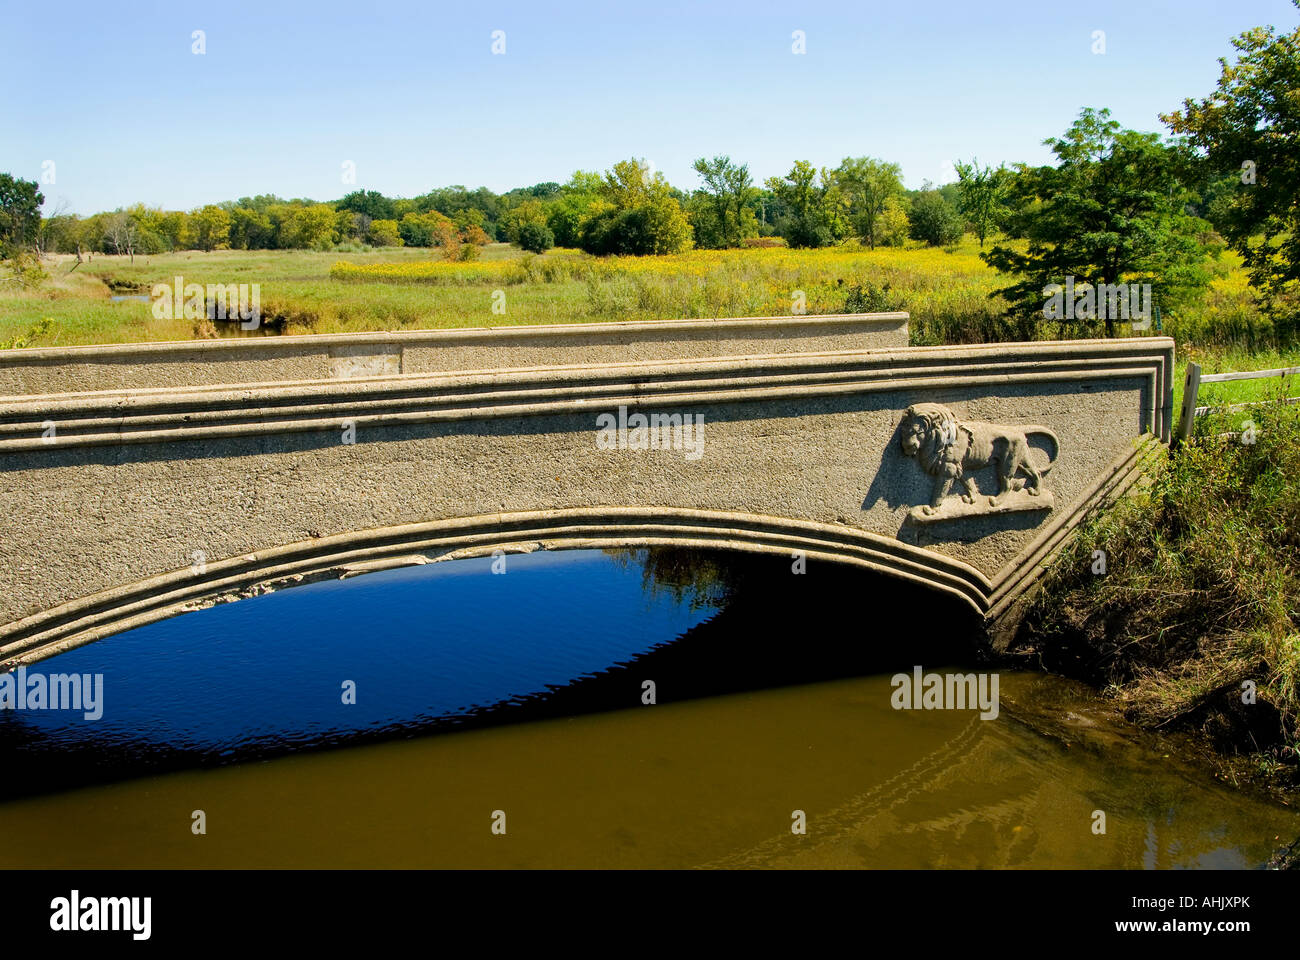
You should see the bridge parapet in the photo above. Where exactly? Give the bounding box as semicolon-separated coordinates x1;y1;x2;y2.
0;312;908;397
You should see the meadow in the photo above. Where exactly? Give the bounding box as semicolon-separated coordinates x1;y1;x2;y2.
3;239;1295;408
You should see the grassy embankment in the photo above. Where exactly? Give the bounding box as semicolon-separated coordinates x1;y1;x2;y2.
1018;396;1300;792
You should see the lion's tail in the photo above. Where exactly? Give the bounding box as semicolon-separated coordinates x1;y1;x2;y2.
1024;426;1061;471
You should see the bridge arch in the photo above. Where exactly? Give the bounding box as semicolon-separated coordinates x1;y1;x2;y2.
0;507;992;667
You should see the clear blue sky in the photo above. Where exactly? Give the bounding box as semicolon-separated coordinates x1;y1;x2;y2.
4;0;1296;216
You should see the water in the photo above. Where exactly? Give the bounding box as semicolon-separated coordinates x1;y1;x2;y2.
0;549;1293;868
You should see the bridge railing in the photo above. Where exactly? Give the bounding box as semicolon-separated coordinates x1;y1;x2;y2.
1175;361;1300;445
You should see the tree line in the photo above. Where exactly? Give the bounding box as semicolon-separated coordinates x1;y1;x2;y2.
4;157;975;261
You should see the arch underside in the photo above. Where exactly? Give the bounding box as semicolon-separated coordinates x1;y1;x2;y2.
0;507;993;668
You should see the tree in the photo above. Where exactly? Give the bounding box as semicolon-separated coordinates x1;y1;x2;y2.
0;174;44;256
765;161;836;248
229;207;273;250
908;187;964;247
953;159;1010;247
982;108;1210;337
691;155;758;248
157;210;188;251
124;204;172;254
367;219;402;246
546;171;602;247
836;157;904;249
414;185;503;239
277;204;336;250
190;205;231;252
398;211;452;247
503;199;547;244
1161;3;1300;341
102;210;139;260
877;197;910;247
338;190;396;222
577;159;692;256
36;211;81;256
431;220;460;261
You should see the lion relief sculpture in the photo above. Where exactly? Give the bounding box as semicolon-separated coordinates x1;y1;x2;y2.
899;402;1061;521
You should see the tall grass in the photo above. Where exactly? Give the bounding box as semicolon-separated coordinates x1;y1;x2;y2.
1021;399;1300;779
0;238;1281;352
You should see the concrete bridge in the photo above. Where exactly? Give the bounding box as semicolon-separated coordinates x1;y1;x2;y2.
0;313;1173;667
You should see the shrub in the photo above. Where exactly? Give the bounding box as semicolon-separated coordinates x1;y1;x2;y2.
0;317;54;349
843;281;900;313
1;250;48;288
908;190;964;247
518;221;555;254
431;221;461;262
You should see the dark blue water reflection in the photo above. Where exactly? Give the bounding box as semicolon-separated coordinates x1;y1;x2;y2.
0;550;724;792
0;547;979;800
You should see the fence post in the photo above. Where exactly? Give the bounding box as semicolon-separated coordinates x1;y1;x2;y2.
1175;361;1201;448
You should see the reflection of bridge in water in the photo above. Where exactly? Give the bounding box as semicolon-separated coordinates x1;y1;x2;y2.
0;313;1172;666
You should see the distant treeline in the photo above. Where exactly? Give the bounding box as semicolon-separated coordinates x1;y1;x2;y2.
20;157;983;259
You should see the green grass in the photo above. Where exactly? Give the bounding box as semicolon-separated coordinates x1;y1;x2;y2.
1174;345;1300;415
5;238;1278;352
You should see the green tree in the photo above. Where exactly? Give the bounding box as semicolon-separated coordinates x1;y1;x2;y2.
229;207;273;249
190;205;231;251
398;211;450;247
157;210;188;251
577;159;692;256
503;199;547;244
765;161;837;248
953;159;1009;247
544;171;602;247
836;157;904;249
908;187;964;247
691;155;758;248
338;190;396;221
0;173;44;256
1161;3;1300;341
982;108;1210;337
125;204;170;254
36;213;81;255
367;219;402;246
277;204;336;250
877;197;910;247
